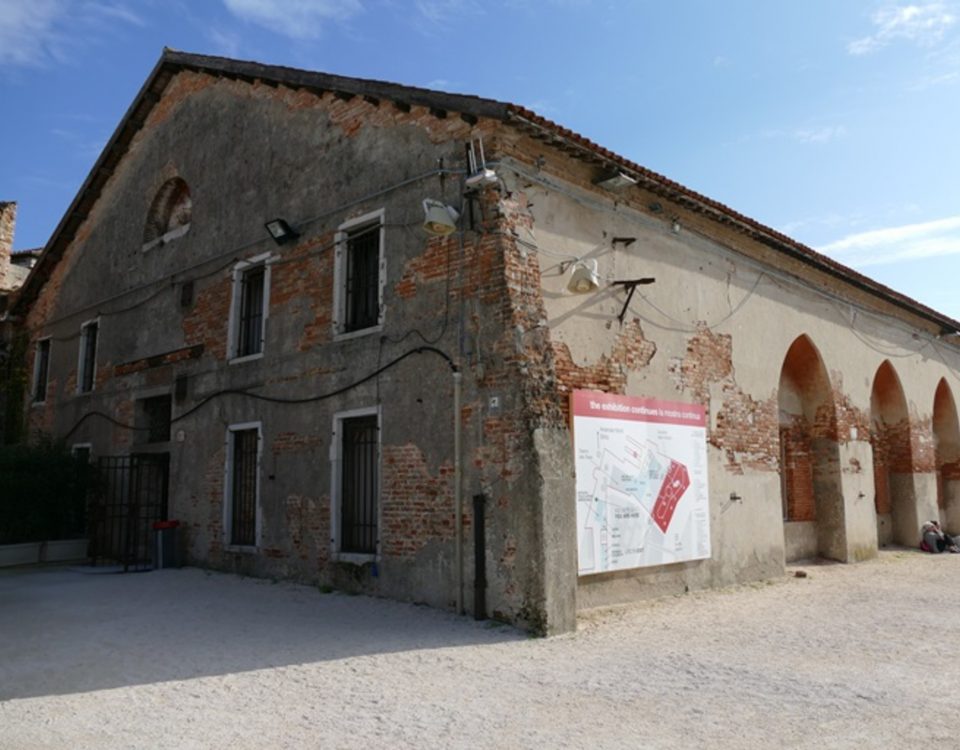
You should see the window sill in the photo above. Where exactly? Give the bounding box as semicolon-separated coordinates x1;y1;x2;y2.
224;544;258;554
331;551;377;565
334;324;383;343
228;352;264;366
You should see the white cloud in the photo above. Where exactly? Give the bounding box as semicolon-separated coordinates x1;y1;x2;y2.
820;215;960;266
0;0;147;68
207;26;243;57
84;2;145;27
849;3;956;55
223;0;362;39
410;0;482;31
793;125;847;144
0;0;68;66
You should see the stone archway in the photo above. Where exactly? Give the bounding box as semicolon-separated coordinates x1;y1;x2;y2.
933;379;960;534
778;336;845;561
870;361;916;546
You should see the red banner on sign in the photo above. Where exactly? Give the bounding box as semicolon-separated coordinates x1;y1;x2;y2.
570;390;705;428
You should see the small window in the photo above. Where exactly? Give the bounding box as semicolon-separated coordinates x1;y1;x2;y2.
228;255;271;361
138;395;172;443
78;320;99;393
332;408;380;557
335;210;384;336
32;338;51;403
225;423;261;548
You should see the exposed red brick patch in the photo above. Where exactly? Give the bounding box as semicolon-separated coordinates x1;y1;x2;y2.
380;443;456;559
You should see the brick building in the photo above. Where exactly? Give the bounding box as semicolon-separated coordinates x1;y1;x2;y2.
9;50;960;633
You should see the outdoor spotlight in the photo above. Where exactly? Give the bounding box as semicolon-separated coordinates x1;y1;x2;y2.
566;259;600;294
593;171;637;191
264;218;299;245
422;199;459;236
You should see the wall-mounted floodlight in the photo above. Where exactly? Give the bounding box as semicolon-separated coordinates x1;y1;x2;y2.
264;218;299;245
594;171;637;191
423;199;459;236
567;259;600;294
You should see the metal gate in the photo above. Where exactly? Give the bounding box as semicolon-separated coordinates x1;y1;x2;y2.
88;453;169;571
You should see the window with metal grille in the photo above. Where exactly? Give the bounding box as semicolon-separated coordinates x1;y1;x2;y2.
78;321;98;393
344;223;381;332
229;427;259;547
139;395;172;443
236;264;265;357
340;415;379;554
33;338;50;403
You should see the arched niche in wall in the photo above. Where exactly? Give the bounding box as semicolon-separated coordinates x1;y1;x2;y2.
933;378;960;533
870;360;916;546
143;177;191;250
777;335;846;562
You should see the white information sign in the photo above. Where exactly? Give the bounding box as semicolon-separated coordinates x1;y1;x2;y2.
573;390;711;574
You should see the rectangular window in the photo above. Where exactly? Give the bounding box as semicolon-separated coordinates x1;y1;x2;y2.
335;411;379;555
335;210;384;336
139;395;172;443
226;424;260;548
228;255;271;361
33;338;51;403
78;320;99;393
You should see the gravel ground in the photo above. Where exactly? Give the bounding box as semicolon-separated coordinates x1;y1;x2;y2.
2;550;959;749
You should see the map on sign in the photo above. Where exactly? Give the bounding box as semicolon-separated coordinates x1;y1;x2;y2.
572;391;710;574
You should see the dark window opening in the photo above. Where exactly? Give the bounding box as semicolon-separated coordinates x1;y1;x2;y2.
230;428;259;547
33;339;50;403
139;395;172;443
340;415;378;554
79;322;98;393
236;265;265;357
344;224;380;332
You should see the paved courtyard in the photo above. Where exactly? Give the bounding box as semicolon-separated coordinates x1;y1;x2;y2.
2;550;959;749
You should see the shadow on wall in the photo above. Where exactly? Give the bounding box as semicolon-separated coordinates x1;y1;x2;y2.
0;566;522;701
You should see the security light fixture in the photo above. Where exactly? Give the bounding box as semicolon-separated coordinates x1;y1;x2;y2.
264;218;299;245
567;259;601;294
594;171;637;191
422;199;459;236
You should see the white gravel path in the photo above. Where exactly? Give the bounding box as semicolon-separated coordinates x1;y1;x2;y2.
2;550;959;749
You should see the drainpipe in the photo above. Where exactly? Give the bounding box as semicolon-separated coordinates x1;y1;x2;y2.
453;369;463;614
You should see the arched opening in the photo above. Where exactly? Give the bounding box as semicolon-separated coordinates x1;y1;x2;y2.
778;335;845;561
870;361;916;546
143;177;191;248
933;379;960;534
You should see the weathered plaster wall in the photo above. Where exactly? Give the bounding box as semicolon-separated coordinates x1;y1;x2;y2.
491;133;960;609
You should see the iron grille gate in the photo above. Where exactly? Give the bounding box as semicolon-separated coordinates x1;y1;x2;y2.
89;453;169;571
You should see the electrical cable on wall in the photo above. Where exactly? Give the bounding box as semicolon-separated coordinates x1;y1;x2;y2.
62;345;456;440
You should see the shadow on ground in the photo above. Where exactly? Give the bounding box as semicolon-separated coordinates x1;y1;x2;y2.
0;566;522;700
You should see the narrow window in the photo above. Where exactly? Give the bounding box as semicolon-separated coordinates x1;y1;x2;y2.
237;265;265;357
335;210;384;336
228;255;271;361
33;338;50;403
227;426;260;547
139;395;172;443
344;224;381;332
340;414;379;554
78;321;98;393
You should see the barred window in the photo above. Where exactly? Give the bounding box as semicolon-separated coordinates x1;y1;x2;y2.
78;320;98;393
227;425;260;548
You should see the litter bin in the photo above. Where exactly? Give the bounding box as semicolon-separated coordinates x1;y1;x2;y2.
152;520;181;569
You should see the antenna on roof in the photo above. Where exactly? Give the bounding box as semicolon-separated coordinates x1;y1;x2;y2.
465;137;498;191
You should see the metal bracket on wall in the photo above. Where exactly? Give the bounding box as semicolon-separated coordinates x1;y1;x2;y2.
611;277;656;324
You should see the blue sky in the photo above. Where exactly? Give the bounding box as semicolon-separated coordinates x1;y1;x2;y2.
2;1;959;318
